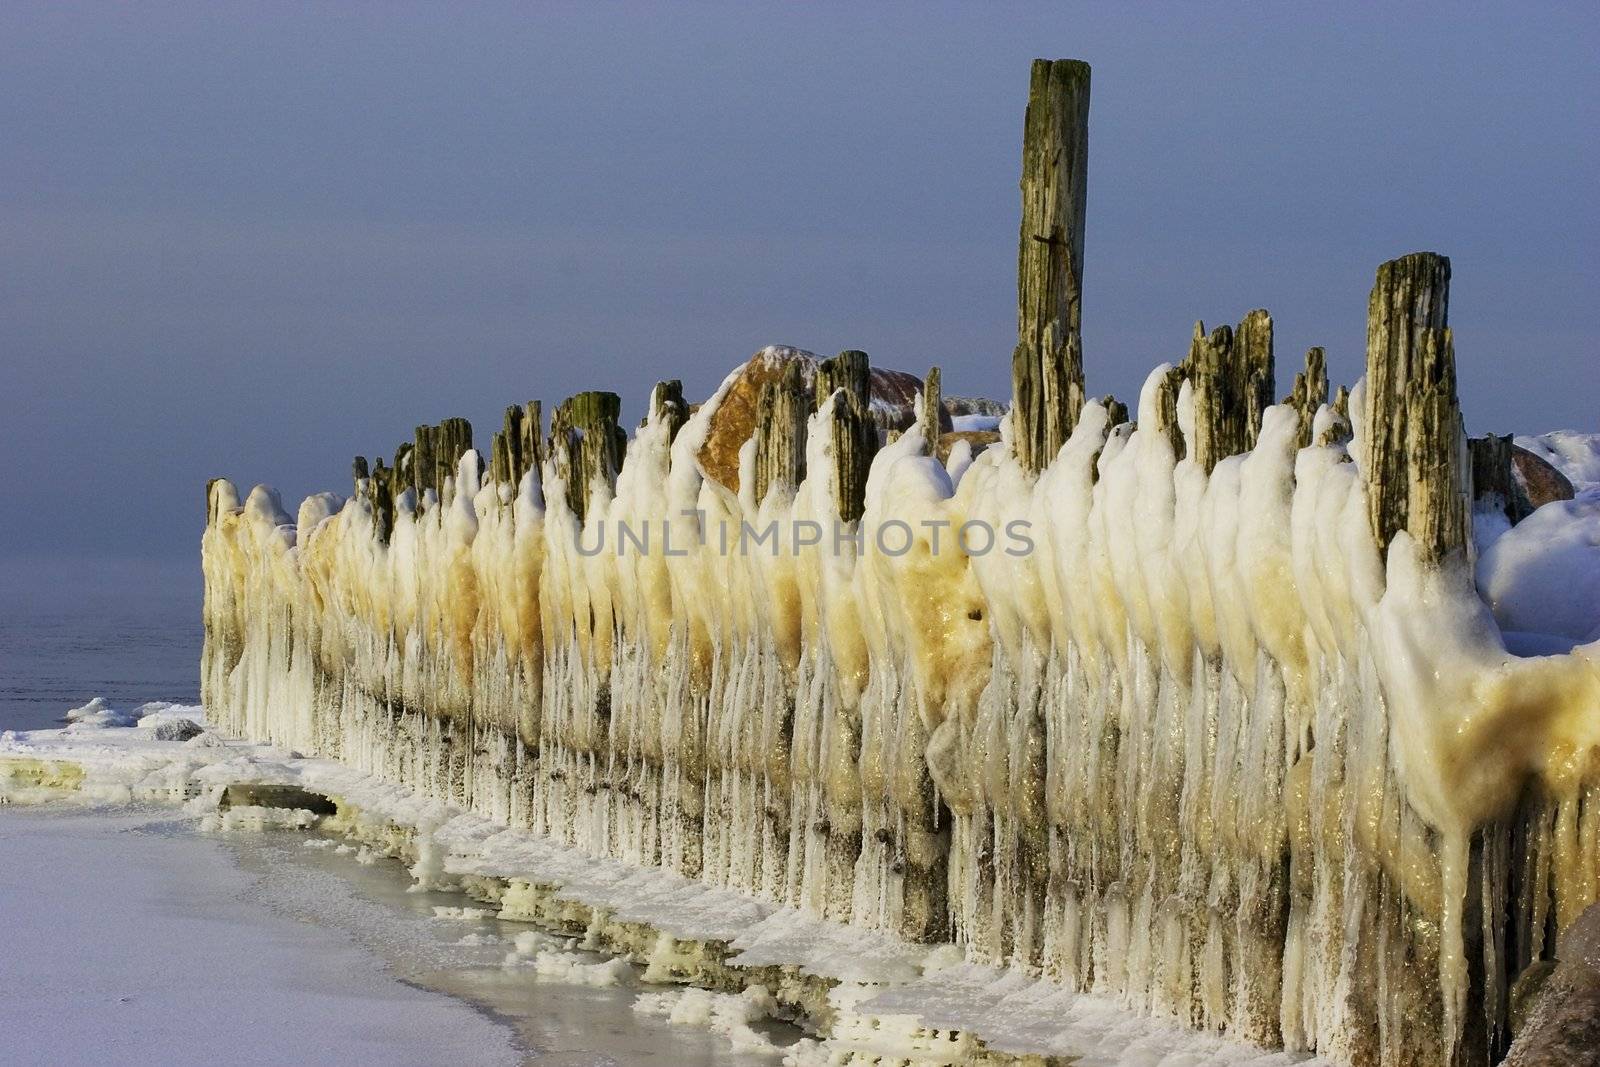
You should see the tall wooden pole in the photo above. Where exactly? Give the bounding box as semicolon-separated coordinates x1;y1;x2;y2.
1362;252;1464;561
1012;58;1090;474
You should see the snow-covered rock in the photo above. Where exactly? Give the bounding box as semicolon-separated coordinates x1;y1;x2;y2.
1515;431;1600;492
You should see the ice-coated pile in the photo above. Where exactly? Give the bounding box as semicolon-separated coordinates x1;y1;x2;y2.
201;346;1600;1066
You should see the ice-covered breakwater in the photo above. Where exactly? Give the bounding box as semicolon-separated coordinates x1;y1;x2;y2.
201;60;1599;1067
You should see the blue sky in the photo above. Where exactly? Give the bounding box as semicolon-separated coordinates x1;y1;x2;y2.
2;2;1596;563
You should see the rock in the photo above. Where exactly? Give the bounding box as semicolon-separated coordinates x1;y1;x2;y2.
1504;904;1600;1065
1504;964;1600;1066
217;783;337;815
1558;902;1600;976
696;346;938;492
152;718;205;742
1513;444;1577;511
938;429;1001;464
1510;959;1559;1036
945;395;1007;418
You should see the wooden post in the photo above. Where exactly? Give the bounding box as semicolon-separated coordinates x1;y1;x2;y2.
370;458;395;540
393;441;414;496
1147;368;1186;462
650;380;689;444
489;431;510;488
1285;347;1329;448
917;366;943;453
412;424;435;498
1236;308;1275;446
1012;58;1090;474
817;351;877;523
1469;433;1529;525
1404;327;1468;562
753;362;812;504
551;392;624;521
1099;394;1129;429
518;401;544;484
1362;252;1462;560
1184;311;1274;473
435;417;473;503
815;349;870;411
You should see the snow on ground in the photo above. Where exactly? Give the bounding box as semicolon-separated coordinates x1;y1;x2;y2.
1;705;1329;1067
1479;493;1600;648
1475;432;1600;649
0;807;521;1067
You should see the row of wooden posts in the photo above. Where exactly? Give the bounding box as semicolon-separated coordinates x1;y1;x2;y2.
342;58;1497;574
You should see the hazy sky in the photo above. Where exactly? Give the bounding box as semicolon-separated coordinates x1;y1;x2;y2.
3;2;1596;566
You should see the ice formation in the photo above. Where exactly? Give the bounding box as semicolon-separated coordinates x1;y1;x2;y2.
198;346;1600;1066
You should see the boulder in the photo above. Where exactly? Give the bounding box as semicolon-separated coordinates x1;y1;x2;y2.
1505;904;1600;1066
1513;444;1577;511
937;429;1001;464
217;783;338;815
152;718;206;743
696;346;943;492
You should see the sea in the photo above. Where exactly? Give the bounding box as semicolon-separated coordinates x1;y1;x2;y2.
0;555;203;732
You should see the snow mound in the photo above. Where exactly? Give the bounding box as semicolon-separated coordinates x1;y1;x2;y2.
633;985;792;1057
1477;495;1600;646
951;414;1001;433
63;697;138;729
524;949;632;987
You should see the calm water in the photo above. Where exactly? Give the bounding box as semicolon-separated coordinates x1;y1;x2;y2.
0;556;202;731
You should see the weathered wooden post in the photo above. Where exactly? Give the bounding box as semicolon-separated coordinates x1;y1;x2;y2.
1285;347;1329;448
1236;308;1275;445
489;430;510;488
412;424;435;498
392;441;414;497
817;350;877;524
1185;310;1275;473
1361;252;1465;561
811;350;878;920
1012;58;1090;474
1469;433;1532;526
1148;368;1186;461
753;362;811;504
650;380;688;444
519;401;544;484
1100;394;1130;429
550;392;624;521
437;417;474;503
917;366;943;452
371;459;396;540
